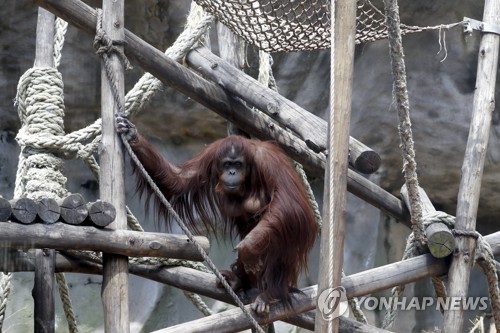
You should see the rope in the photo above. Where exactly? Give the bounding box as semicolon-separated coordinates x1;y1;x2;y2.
0;273;11;332
55;273;79;333
14;67;68;200
326;0;336;331
53;18;68;68
383;0;425;247
382;211;500;329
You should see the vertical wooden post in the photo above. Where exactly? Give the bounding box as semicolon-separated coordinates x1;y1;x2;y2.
444;0;500;332
33;8;56;333
99;1;129;332
315;0;357;332
217;23;248;136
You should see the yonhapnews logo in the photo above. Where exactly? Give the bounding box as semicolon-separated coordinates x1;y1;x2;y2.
317;286;349;320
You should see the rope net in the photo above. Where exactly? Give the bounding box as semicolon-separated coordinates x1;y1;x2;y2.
194;0;444;53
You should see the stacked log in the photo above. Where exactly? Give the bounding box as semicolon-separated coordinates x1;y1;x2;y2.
0;194;116;228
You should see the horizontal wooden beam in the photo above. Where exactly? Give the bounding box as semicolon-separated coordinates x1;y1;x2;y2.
4;230;499;331
0;222;209;260
186;47;381;174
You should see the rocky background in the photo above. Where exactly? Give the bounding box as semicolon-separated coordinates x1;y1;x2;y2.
0;0;498;332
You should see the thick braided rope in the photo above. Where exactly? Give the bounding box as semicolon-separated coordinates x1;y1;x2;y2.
14;67;68;200
384;0;425;246
124;2;213;117
54;18;68;68
182;291;213;316
476;240;500;331
55;273;78;333
0;272;11;332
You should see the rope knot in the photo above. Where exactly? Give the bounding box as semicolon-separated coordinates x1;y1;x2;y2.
93;9;132;70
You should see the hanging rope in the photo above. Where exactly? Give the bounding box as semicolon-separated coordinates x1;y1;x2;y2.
383;0;425;246
0;272;11;332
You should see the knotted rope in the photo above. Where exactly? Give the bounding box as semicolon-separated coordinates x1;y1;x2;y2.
383;210;500;329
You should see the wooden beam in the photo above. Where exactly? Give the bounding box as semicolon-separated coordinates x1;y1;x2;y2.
10;198;38;224
34;249;56;333
33;8;56;333
216;22;248;137
99;1;130;332
0;197;11;222
186;46;381;174
58;193;88;225
35;0;411;229
444;0;500;331
401;185;454;258
0;222;209;260
4;231;500;332
316;0;357;332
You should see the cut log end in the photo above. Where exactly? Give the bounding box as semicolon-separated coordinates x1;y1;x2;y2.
351;150;382;174
59;193;88;225
426;225;455;258
0;197;11;222
11;198;38;224
37;198;60;224
88;201;116;227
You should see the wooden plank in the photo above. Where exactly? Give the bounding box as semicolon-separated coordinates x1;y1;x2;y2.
0;222;209;260
34;249;55;333
35;0;413;228
216;22;248;137
444;0;500;331
33;8;56;333
316;1;357;332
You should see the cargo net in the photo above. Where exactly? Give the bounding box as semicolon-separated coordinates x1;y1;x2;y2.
195;0;439;52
